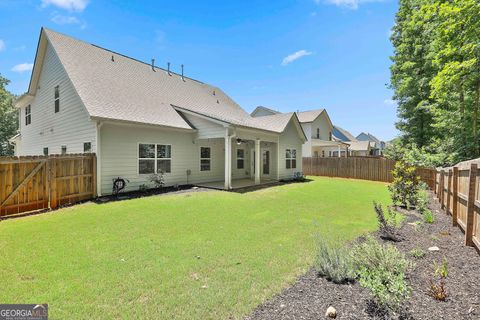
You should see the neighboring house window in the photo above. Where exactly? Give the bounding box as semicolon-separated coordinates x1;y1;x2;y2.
316;128;320;139
157;145;172;173
25;105;31;126
84;142;91;153
43;147;48;156
322;150;325;157
61;145;67;155
329;132;332;141
138;144;172;174
237;149;244;169
286;149;297;169
200;147;211;171
54;85;60;113
314;151;319;158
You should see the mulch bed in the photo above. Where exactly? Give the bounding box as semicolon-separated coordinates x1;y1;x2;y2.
246;191;480;320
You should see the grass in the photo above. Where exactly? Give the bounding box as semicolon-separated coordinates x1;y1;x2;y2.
0;177;390;319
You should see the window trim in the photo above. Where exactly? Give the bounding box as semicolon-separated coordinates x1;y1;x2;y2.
200;146;211;172
25;105;31;126
285;148;297;169
236;148;245;169
54;85;60;113
137;143;172;175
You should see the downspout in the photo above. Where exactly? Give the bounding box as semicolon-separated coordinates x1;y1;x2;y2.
96;121;103;196
229;132;237;189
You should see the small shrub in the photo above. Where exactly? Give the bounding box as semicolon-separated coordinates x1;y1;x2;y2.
149;171;165;189
423;209;434;224
351;236;411;311
373;202;400;241
428;279;447;301
314;235;354;284
434;258;448;278
388;161;420;209
409;248;426;259
138;184;148;192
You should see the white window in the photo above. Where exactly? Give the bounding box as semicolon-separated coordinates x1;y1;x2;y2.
61;145;67;155
43;147;48;156
84;142;91;153
25;105;31;126
237;149;244;169
286;149;297;169
200;147;211;171
54;85;60;113
138;144;171;174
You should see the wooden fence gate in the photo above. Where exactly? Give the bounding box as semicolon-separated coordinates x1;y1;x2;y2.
0;154;96;217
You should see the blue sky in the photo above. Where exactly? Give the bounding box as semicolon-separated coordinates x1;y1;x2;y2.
0;0;399;140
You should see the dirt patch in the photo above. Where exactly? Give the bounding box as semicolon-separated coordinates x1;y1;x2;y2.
246;192;480;319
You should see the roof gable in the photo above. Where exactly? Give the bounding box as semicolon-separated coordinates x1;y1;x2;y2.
250;106;280;117
333;125;357;142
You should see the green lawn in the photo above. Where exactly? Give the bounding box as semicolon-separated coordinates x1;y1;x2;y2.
0;177;389;319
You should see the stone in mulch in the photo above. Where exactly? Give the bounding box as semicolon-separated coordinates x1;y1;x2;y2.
246;191;480;320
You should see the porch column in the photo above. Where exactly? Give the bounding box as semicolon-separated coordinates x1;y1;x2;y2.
255;139;261;184
337;145;341;158
224;130;231;190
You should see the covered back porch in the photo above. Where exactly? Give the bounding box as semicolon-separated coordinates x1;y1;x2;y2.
194;127;280;190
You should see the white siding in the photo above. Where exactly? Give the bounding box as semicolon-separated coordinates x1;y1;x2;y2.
99;123;225;194
278;119;304;179
17;43;96;156
182;113;226;139
301;123;312;157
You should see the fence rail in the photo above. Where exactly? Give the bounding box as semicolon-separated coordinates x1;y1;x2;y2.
302;157;436;188
0;154;96;217
434;158;480;252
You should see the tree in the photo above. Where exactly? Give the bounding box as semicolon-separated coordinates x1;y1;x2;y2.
0;75;18;156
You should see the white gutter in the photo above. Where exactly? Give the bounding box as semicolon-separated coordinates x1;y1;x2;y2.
96;121;103;196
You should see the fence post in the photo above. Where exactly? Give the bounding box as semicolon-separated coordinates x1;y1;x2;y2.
452;167;459;227
50;157;58;209
439;170;445;208
92;154;97;198
465;163;478;247
446;169;452;215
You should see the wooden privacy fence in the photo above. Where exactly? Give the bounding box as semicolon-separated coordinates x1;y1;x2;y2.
0;154;96;217
434;158;480;252
303;157;436;188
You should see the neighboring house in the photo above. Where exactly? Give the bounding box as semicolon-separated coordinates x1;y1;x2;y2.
356;132;385;156
332;125;371;156
251;107;348;158
12;28;307;195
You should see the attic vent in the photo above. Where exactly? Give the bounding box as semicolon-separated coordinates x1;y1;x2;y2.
167;62;171;76
111;55;114;62
151;58;156;71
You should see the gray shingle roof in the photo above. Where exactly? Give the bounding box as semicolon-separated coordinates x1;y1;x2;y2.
44;28;296;134
296;109;325;123
347;141;370;151
333;125;357;142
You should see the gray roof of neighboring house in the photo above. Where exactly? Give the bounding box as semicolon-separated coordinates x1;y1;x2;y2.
295;109;325;123
41;28;298;134
332;125;357;142
250;106;280;117
347;141;370;151
357;132;381;144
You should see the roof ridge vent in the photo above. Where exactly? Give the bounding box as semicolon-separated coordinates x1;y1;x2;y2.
151;58;155;71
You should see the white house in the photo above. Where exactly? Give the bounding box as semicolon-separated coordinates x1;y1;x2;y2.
356;132;385;156
251;107;348;158
12;28;307;195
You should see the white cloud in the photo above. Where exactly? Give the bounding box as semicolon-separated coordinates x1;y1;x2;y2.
281;50;313;66
384;99;397;105
41;0;89;12
320;0;386;10
11;63;34;73
51;14;80;24
0;40;5;52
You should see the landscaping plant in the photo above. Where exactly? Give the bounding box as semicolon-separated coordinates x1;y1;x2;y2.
314;235;354;284
149;171;165;189
428;258;449;301
416;184;434;223
409;248;426;259
351;236;411;312
388;161;420;209
373;202;400;242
